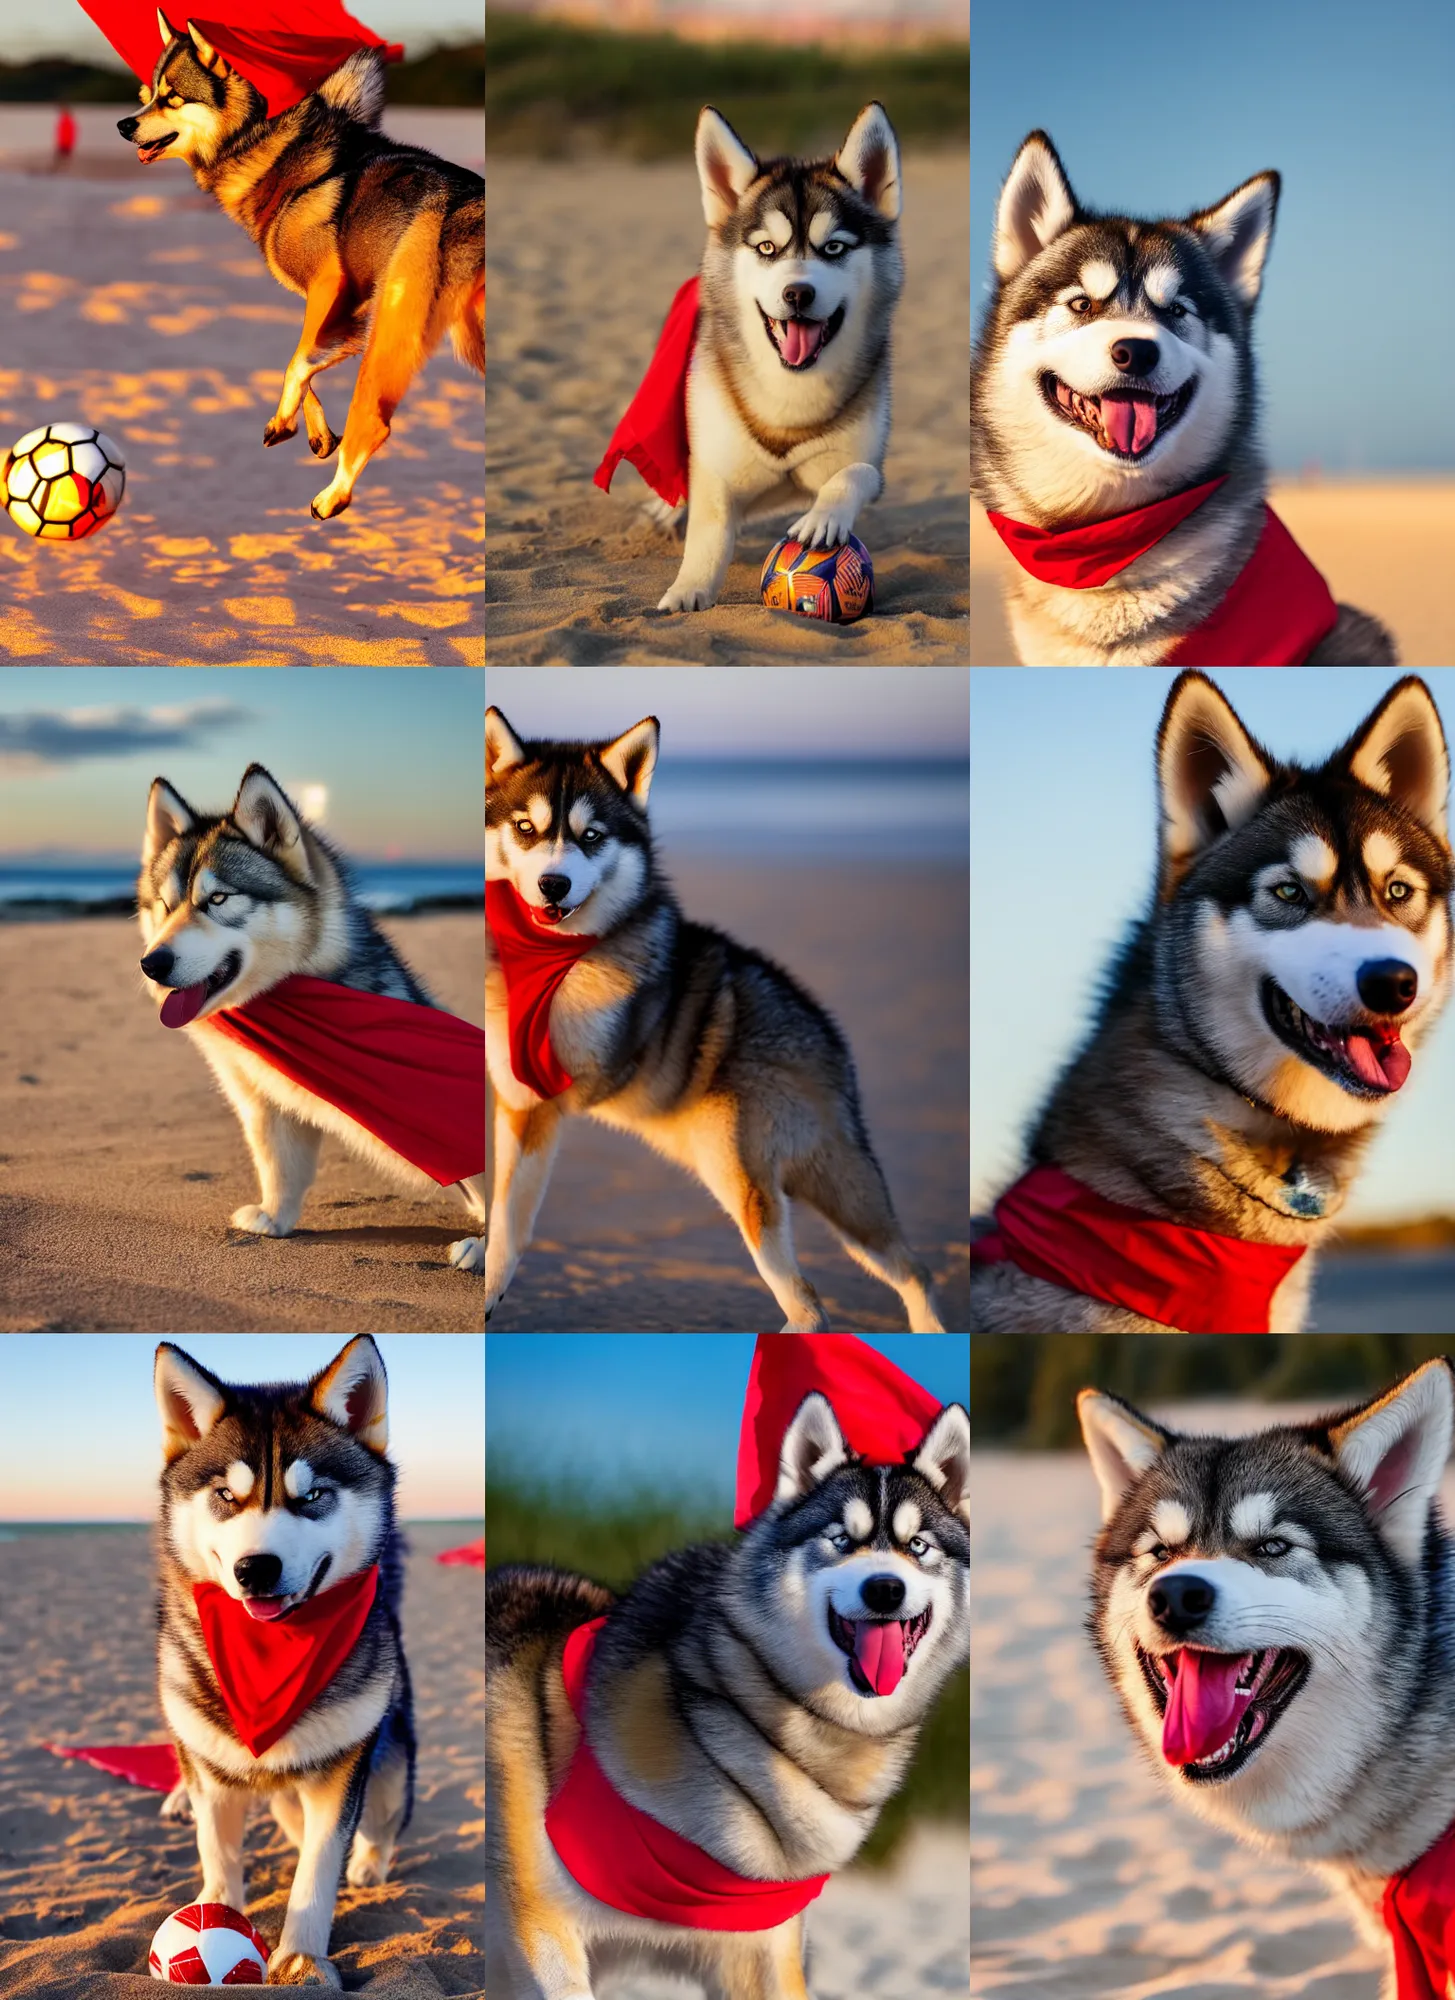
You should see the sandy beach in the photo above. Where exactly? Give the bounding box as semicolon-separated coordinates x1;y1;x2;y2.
0;107;482;666
0;1521;483;1998
486;152;969;664
485;858;970;1332
971;481;1455;666
0;913;484;1334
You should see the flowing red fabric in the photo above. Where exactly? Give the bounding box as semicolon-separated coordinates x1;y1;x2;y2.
77;2;403;118
594;276;700;508
986;478;1227;588
970;1164;1305;1335
1384;1820;1455;1998
485;880;598;1099
545;1618;830;1931
435;1540;485;1567
734;1334;945;1529
203;976;485;1187
44;1741;182;1792
192;1565;378;1757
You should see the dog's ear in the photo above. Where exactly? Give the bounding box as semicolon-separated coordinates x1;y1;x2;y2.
309;1336;389;1454
993;130;1077;281
696;107;759;230
143;778;197;866
155;1343;228;1462
836;102;900;222
597;717;659;806
1077;1390;1173;1525
185;19;230;74
231;764;313;883
1156;671;1274;895
157;7;181;46
912;1403;970;1528
1186;171;1280;310
486;707;527;786
1326;1360;1454;1567
776;1392;849;1504
1337;676;1450;844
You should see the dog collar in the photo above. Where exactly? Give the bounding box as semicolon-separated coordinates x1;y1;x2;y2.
970;1164;1306;1334
192;1565;379;1758
485;880;598;1099
1385;1816;1455;1998
545;1619;831;1932
594;276;700;509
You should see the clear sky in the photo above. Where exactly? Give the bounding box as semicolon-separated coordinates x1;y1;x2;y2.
0;1334;484;1521
487;1335;970;1508
970;668;1455;1225
972;0;1455;474
5;3;484;62
0;668;482;860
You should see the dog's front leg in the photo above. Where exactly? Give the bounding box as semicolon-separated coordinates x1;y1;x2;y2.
189;1775;246;1911
447;1170;488;1275
267;1755;362;1987
230;1099;322;1238
659;460;739;612
485;1098;561;1321
703;1915;812;1999
787;459;882;549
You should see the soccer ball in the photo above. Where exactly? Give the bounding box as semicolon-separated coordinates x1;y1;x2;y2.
760;533;874;623
148;1902;269;1984
2;422;125;541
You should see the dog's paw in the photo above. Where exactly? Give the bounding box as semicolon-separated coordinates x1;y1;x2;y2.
448;1235;485;1273
262;416;296;448
640;494;685;539
345;1837;392;1888
787;502;855;549
310;484;352;521
267;1954;342;1987
159;1782;193;1822
307;426;340;460
230;1205;287;1236
657;580;718;612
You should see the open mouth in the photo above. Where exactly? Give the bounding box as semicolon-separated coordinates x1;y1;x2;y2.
158;949;242;1029
238;1555;331;1621
1261;977;1412;1096
136;133;177;164
1041;373;1195;459
529;903;577;928
828;1603;932;1697
759;303;845;370
1139;1643;1307;1781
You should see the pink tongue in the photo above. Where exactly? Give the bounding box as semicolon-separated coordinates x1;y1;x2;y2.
853;1619;907;1695
1345;1028;1410;1090
159;983;209;1029
1161;1650;1253;1765
1102;393;1159;456
781;318;823;367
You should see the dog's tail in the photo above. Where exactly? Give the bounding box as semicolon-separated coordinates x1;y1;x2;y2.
450;281;485;376
318;49;386;126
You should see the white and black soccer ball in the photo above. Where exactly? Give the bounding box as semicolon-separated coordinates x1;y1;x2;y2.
147;1901;269;1984
2;422;126;541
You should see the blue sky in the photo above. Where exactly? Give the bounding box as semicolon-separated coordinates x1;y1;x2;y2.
0;668;482;859
970;669;1455;1225
972;0;1455;473
487;1335;970;1509
0;1335;483;1521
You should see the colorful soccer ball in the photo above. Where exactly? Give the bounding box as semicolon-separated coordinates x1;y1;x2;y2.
148;1902;269;1984
760;533;874;623
3;422;126;541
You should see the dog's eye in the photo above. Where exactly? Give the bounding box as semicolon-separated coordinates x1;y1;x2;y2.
1147;1541;1169;1562
513;819;535;838
207;891;229;907
217;1487;236;1505
1067;295;1092;315
828;1529;852;1551
1272;882;1305;904
580;828;603;847
1388;880;1412;902
1165;301;1188;319
755;240;778;259
303;1487;326;1504
907;1535;930;1557
822;240;847;258
1254;1536;1291;1559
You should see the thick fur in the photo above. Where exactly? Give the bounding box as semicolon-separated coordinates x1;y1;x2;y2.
971;672;1453;1331
486;706;943;1331
655;101;903;612
971;131;1396;664
1080;1364;1455;1998
485;1392;970;1998
117;19;484;519
155;1336;416;1989
137;763;486;1271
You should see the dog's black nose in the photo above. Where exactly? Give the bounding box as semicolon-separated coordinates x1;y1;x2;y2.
234;1553;282;1595
117;114;139;139
1357;958;1418;1014
140;947;174;982
537;874;571;907
1149;1571;1215;1636
783;283;816;316
860;1574;907;1615
1110;337;1160;378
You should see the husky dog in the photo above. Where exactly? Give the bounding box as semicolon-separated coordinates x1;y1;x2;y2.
155;1335;415;1988
971;672;1452;1332
117;15;485;520
137;763;486;1272
1080;1362;1455;1993
971;131;1396;664
657;101;903;612
485;1391;970;1998
485;706;944;1331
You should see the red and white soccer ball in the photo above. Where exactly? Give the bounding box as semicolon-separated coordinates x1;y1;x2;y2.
148;1902;270;1984
2;422;126;541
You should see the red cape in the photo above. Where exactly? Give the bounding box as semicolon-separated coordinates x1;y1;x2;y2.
44;1741;182;1792
545;1618;831;1931
970;1164;1306;1334
594;276;700;508
78;1;403;118
203;976;485;1187
1386;1819;1455;1999
485;880;597;1099
193;1565;378;1757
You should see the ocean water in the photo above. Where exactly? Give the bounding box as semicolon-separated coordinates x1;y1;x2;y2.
0;860;484;915
650;759;970;861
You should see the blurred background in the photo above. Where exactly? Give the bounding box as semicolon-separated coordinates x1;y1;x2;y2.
971;666;1455;1331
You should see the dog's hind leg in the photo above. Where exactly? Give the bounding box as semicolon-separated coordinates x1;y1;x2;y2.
230;1098;322;1238
269;1787;305;1850
790;1144;945;1332
262;253;361;459
346;1735;410;1888
485;1098;561;1320
691;1124;829;1330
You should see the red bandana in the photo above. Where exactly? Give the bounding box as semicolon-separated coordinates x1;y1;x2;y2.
485;880;597;1099
594;276;700;508
545;1618;831;1931
192;1566;378;1757
986;483;1340;664
1385;1819;1455;1998
196;977;485;1187
970;1164;1305;1334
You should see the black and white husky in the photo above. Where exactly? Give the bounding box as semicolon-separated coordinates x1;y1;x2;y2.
971;671;1452;1332
971;131;1396;665
155;1336;415;1989
485;1391;970;1997
1081;1361;1455;1992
